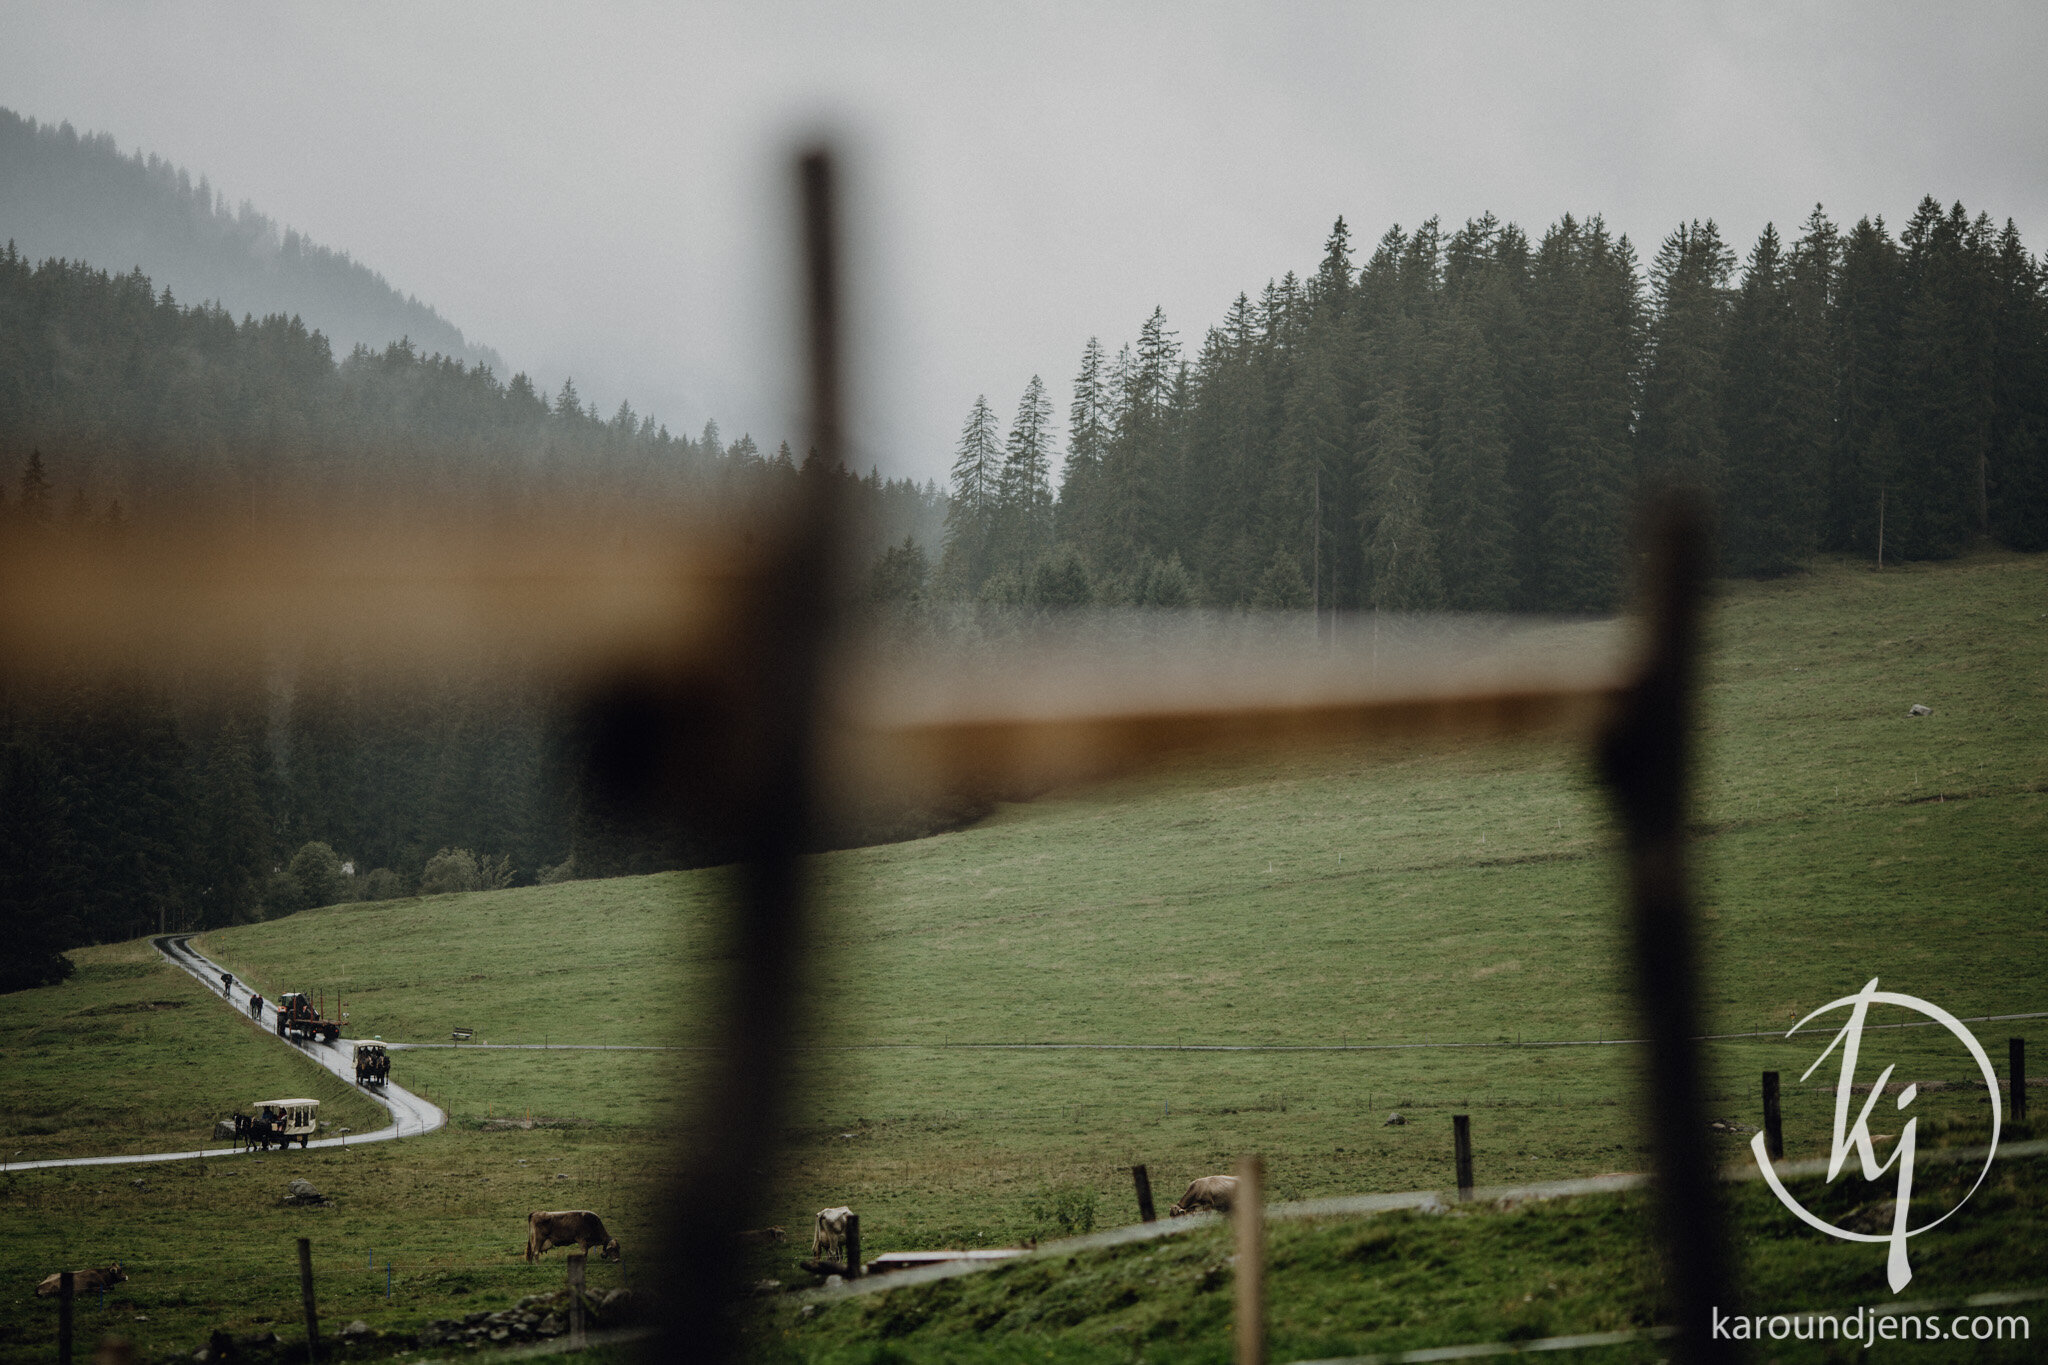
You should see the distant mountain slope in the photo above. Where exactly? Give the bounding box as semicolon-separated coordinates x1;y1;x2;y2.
0;107;503;372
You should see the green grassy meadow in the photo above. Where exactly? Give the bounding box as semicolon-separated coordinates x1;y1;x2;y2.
1;552;2043;1361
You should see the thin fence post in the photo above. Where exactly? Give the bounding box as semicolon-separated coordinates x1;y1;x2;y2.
1453;1115;1474;1200
843;1213;862;1279
1762;1071;1783;1161
2012;1038;2027;1122
567;1253;586;1350
57;1270;73;1365
1233;1155;1264;1365
296;1238;318;1363
1132;1164;1157;1223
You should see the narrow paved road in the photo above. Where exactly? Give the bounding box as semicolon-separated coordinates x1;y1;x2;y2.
7;936;445;1173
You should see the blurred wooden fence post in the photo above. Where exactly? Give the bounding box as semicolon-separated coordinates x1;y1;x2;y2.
1453;1115;1473;1200
57;1270;73;1365
567;1253;586;1349
1762;1071;1783;1160
1132;1164;1157;1222
843;1213;862;1279
2010;1038;2027;1123
1595;495;1737;1362
1233;1155;1264;1365
295;1238;318;1363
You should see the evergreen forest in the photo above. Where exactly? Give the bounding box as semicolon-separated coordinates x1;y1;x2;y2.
0;245;943;988
939;201;2048;613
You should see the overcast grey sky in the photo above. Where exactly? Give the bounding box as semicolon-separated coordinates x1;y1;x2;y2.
4;2;2045;484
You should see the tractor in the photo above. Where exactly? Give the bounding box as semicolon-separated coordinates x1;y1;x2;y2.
274;991;341;1043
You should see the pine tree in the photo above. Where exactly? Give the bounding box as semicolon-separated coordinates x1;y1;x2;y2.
994;375;1057;573
1890;199;1994;558
1537;218;1641;610
1638;221;1734;493
1358;386;1442;610
1722;223;1828;574
1830;216;1901;553
1431;313;1517;609
940;395;1003;594
1056;337;1110;556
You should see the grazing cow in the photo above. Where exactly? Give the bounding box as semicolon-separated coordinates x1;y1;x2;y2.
812;1206;853;1261
36;1264;125;1297
1168;1175;1238;1217
526;1211;620;1263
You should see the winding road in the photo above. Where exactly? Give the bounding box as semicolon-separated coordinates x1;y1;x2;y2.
6;935;445;1173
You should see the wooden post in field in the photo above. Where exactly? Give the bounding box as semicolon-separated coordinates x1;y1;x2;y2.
295;1238;318;1363
1453;1115;1474;1201
1233;1155;1264;1365
1132;1164;1157;1223
843;1213;862;1279
1761;1072;1784;1161
57;1271;73;1365
566;1253;586;1350
2013;1039;2028;1122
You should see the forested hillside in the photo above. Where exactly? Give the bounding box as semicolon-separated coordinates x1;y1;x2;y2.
0;108;504;373
0;248;944;989
943;200;2048;611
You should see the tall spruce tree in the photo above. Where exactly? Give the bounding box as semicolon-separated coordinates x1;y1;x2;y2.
1057;337;1111;557
1430;312;1516;609
940;395;1003;593
1537;217;1641;610
1830;216;1902;553
1722;223;1829;574
1358;386;1442;610
994;375;1057;574
1638;221;1734;493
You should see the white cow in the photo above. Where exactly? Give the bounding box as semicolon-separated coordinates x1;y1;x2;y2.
812;1206;853;1261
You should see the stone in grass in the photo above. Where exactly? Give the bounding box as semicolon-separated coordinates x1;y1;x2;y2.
1383;1112;1407;1126
341;1320;372;1337
1908;703;1932;716
282;1177;329;1206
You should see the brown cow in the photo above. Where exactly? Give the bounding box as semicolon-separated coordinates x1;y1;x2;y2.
1168;1175;1238;1217
525;1211;620;1263
36;1264;126;1297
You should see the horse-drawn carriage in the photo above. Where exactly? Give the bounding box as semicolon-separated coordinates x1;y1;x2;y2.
353;1041;389;1087
234;1098;320;1150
